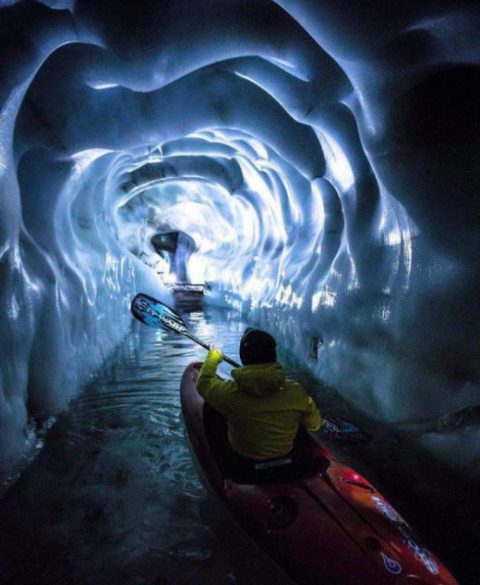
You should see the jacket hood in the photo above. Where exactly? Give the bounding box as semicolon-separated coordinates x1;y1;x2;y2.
231;362;286;396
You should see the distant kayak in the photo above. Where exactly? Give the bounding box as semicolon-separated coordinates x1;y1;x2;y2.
180;363;459;585
165;282;205;307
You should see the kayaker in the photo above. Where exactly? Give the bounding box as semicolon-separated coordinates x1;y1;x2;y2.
195;328;322;481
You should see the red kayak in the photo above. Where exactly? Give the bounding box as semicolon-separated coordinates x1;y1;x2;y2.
180;363;459;585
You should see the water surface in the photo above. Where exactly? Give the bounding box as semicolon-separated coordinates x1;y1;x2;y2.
0;306;476;585
0;307;294;585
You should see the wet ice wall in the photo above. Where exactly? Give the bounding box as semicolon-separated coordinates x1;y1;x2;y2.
1;0;480;475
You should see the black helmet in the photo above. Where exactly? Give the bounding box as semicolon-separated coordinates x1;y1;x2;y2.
240;328;277;366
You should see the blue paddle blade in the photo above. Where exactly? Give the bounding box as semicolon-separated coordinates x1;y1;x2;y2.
323;417;359;434
131;293;188;334
321;417;372;443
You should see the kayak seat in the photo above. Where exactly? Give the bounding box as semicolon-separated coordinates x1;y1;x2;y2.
203;404;329;485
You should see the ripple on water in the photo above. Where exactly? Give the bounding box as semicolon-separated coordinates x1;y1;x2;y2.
0;307;294;585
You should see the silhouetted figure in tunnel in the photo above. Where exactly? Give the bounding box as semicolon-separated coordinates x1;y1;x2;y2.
151;231;195;282
196;328;322;482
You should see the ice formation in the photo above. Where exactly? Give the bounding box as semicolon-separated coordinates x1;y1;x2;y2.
1;0;480;474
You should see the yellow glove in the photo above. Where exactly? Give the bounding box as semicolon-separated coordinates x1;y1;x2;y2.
207;348;223;366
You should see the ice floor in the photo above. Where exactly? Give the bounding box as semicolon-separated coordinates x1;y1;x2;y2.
0;307;477;585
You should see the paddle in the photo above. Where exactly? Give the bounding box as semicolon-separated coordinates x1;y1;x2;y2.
131;292;240;367
131;292;371;443
319;417;371;443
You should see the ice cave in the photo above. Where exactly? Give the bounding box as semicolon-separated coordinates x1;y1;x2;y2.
0;1;479;584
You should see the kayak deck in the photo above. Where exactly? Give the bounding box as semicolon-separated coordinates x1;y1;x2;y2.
180;363;458;585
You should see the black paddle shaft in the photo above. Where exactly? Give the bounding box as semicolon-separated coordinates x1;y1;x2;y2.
185;331;240;368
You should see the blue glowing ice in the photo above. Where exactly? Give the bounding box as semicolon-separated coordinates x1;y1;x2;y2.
1;0;480;481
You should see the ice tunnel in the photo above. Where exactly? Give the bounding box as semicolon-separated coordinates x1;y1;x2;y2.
1;0;480;497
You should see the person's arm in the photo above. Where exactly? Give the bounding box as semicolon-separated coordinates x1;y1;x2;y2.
196;349;236;413
300;395;322;432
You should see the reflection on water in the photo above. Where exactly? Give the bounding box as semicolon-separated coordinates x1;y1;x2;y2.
0;306;475;585
0;308;293;585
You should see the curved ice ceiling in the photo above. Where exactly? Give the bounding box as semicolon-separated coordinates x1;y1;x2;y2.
1;0;480;473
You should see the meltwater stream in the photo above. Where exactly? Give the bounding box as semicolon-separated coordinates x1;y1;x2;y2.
0;306;476;585
0;307;299;585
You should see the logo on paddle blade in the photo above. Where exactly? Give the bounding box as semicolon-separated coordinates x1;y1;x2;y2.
159;314;187;333
134;297;187;333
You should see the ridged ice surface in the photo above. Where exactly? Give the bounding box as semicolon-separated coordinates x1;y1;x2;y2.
1;0;480;498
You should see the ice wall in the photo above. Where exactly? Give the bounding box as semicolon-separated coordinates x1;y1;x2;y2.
1;0;480;475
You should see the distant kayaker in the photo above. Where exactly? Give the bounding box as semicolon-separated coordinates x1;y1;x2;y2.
195;328;322;481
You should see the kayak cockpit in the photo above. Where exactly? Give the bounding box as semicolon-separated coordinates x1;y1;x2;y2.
202;402;331;485
181;363;460;585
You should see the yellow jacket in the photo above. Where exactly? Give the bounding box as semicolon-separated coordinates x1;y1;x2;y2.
196;351;322;460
